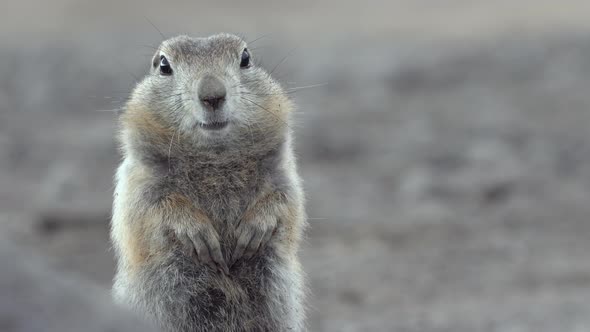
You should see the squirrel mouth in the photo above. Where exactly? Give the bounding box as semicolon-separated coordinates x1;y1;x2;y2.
198;121;229;130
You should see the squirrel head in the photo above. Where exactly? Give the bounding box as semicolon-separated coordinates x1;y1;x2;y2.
120;34;293;158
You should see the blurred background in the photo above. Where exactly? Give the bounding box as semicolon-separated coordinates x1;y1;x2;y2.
2;1;590;331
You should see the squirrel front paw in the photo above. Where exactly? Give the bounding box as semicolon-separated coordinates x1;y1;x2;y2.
229;216;277;267
175;225;229;275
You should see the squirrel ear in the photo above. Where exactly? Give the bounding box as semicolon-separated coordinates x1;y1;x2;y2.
151;51;160;70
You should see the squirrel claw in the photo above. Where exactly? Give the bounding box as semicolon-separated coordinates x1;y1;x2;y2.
229;219;276;268
178;228;229;275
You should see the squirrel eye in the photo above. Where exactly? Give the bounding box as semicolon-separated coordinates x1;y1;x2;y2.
159;55;172;75
240;48;250;68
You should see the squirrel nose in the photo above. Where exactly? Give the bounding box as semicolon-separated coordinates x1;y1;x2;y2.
198;75;226;111
200;95;225;110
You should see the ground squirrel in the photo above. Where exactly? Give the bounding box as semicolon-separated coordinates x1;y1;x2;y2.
110;34;306;331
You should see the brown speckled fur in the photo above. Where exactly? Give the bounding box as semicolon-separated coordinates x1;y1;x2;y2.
111;34;306;332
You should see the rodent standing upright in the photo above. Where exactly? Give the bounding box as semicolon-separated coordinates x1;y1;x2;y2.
110;34;306;332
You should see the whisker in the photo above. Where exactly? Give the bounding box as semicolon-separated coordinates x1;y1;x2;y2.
240;96;294;131
145;16;166;40
94;108;122;113
137;44;160;51
248;33;273;45
270;48;297;75
243;116;255;148
248;46;267;52
168;128;177;174
285;83;328;91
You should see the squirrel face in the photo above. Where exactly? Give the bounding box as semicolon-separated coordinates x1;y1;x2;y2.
124;34;292;151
